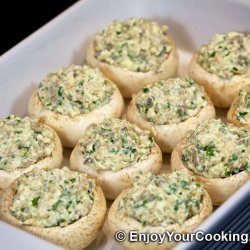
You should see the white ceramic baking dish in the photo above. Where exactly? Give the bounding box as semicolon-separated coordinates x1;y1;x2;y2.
0;0;249;249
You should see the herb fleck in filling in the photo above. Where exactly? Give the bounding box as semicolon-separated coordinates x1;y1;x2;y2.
38;65;114;117
94;18;172;73
117;172;204;227
198;32;250;79
79;119;154;171
136;78;208;125
0;115;54;172
235;89;250;123
10;167;95;228
181;119;250;178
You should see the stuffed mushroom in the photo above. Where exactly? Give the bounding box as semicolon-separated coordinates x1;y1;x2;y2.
70;118;162;200
86;17;178;97
28;64;124;147
227;85;250;129
171;119;250;205
127;78;215;153
0;115;62;191
108;171;212;250
189;32;250;108
0;167;106;250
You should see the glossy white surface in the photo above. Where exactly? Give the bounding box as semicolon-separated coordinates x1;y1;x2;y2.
0;221;62;250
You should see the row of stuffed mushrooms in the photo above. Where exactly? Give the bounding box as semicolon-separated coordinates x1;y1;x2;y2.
1;112;250;249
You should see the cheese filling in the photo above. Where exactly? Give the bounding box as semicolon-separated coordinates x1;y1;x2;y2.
10;167;95;228
198;32;250;79
94;18;172;73
181;119;250;178
136;78;208;125
0;115;54;172
117;172;204;227
79;119;154;171
235;89;250;123
38;65;114;117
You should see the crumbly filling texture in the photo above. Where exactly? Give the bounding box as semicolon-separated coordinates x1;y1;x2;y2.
181;119;250;178
0;115;54;172
38;65;114;117
235;89;250;123
136;78;208;125
10;167;95;228
117;172;204;227
79;119;154;171
198;32;250;79
94;18;172;73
